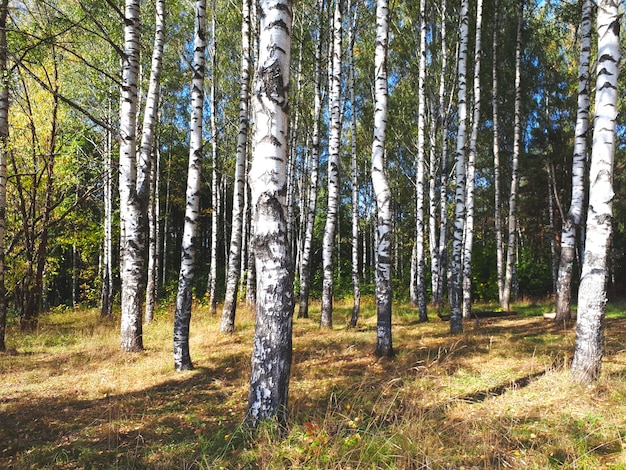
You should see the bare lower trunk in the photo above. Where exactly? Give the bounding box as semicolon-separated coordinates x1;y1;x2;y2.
221;0;251;334
450;0;469;335
0;0;7;351
555;0;592;324
320;0;342;329
571;0;619;383
173;0;206;371
372;0;393;357
246;0;294;427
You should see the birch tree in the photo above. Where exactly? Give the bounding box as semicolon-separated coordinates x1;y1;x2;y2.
320;0;342;329
207;3;219;317
414;0;427;322
372;0;393;357
492;0;504;306
571;0;620;383
555;0;592;323
173;0;206;371
221;0;251;334
298;0;324;320
449;0;469;334
119;0;144;352
141;0;166;325
348;0;360;328
462;0;483;319
246;0;294;427
501;0;524;312
0;0;8;352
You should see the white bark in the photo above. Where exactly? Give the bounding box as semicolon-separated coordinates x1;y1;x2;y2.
502;0;524;312
492;0;504;306
462;0;483;319
414;0;427;322
208;4;219;316
297;0;324;320
320;0;342;329
101;99;114;319
571;0;620;383
348;0;360;328
246;0;294;427
142;0;165;325
556;0;593;323
372;0;393;357
119;0;144;352
221;0;251;334
173;0;206;372
449;0;469;334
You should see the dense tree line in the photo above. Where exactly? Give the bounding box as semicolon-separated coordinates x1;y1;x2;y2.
0;0;623;421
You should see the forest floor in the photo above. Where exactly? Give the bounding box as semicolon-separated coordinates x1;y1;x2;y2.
2;298;626;469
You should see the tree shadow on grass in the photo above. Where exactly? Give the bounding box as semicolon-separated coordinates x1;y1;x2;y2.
0;357;251;469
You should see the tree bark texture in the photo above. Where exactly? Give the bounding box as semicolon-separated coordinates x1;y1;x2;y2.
298;0;324;320
501;0;524;312
320;0;342;329
462;0;483;319
372;0;393;357
143;0;165;325
450;0;469;335
221;0;251;334
555;0;592;323
414;0;427;322
119;0;144;352
571;0;620;384
246;0;294;428
173;0;206;372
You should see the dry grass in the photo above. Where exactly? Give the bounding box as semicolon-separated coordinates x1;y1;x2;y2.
2;299;626;469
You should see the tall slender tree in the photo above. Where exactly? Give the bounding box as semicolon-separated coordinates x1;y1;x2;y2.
0;0;8;352
492;0;505;306
348;0;360;329
298;0;325;320
462;0;483;319
246;0;294;427
119;0;144;352
372;0;393;357
141;0;166;325
414;0;427;322
555;0;593;323
173;0;206;372
501;0;524;312
221;0;252;334
571;0;620;384
450;0;469;334
320;0;342;329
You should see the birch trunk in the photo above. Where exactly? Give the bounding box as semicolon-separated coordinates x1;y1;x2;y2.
0;0;8;351
492;0;504;305
208;4;219;316
173;0;206;372
348;0;360;328
449;0;469;334
571;0;620;383
119;0;144;352
142;0;165;325
246;0;294;427
320;0;342;329
414;0;427;322
462;0;483;319
221;0;251;334
101;100;114;318
501;0;524;312
297;0;324;320
372;0;393;357
555;0;592;323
